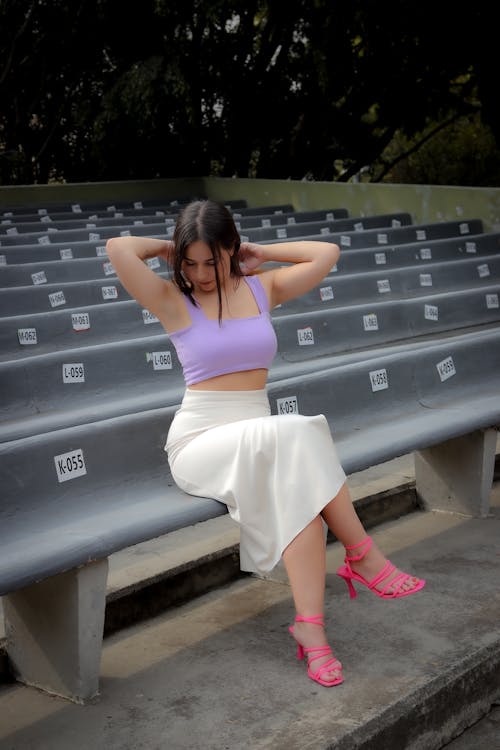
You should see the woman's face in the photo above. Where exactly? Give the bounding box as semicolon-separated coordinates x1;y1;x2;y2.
181;240;232;294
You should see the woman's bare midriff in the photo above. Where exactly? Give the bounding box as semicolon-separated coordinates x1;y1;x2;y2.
188;368;268;391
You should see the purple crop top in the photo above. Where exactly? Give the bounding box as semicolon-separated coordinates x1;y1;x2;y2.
169;274;278;386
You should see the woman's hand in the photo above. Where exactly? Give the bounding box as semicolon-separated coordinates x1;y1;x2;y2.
238;242;265;274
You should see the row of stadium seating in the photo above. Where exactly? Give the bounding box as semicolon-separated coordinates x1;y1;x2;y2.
1;195;498;704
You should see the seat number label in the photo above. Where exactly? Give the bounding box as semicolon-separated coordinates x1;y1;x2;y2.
49;291;66;308
32;271;47;285
142;309;160;324
297;326;314;345
377;280;391;293
436;356;456;382
54;449;87;483
319;286;334;301
363;313;379;331
62;363;85;383
369;368;389;392
277;396;299;414
18;328;38;345
424;304;439;321
102;286;118;300
72;312;90;331
147;351;173;370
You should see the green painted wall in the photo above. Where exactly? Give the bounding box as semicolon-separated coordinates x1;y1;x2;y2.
2;176;500;231
0;178;205;210
203;177;500;232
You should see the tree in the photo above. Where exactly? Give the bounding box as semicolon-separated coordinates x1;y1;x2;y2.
0;0;498;185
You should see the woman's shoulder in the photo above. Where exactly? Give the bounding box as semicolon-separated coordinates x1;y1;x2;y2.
245;271;274;310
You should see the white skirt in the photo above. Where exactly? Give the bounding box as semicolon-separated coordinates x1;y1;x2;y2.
165;388;346;574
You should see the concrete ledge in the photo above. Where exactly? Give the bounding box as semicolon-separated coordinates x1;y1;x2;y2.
331;637;500;750
104;545;244;636
1;475;499;749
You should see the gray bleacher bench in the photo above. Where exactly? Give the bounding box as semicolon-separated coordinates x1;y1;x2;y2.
1;210;498;705
0;222;490;290
0;207;348;263
0;275;138;318
2;281;499;442
2;234;499;318
1;196;213;217
0;204;307;237
0;213;438;247
0;326;499;703
0;213;182;235
235;206;349;228
0;208;392;250
241;212;412;242
269;218;485;249
2;252;498;360
0;207;292;247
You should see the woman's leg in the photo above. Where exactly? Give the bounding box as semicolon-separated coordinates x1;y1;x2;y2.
282;515;342;683
321;482;420;593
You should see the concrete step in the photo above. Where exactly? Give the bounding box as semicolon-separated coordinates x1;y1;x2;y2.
1;453;500;749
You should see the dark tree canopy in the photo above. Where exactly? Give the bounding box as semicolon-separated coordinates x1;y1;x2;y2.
1;0;498;186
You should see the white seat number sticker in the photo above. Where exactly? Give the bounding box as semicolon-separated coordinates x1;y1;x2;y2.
143;309;160;324
147;351;173;370
297;326;314;345
319;286;334;301
477;264;490;278
436;356;456;382
54;449;87;483
72;313;90;331
424;304;439;321
277;396;299;414
103;262;115;276
377;280;391;293
18;328;37;345
363;313;379;331
102;286;118;300
62;363;85;383
32;271;47;285
49;291;66;308
369;368;389;392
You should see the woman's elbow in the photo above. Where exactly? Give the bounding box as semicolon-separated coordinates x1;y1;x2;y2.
329;242;340;266
106;237;121;257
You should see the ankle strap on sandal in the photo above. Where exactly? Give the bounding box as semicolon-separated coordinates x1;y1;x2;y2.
295;614;325;626
344;535;373;562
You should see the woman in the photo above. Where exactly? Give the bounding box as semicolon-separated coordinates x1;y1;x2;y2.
106;199;425;688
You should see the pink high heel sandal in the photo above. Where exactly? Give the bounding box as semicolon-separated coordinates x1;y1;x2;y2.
288;614;343;687
336;535;426;599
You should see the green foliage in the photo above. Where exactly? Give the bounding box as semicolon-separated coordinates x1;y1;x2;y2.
377;114;500;187
0;0;498;185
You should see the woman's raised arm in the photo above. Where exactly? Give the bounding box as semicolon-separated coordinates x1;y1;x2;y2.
239;240;340;308
106;236;175;319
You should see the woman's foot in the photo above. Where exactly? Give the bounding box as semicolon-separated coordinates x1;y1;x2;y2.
337;536;425;599
350;543;420;594
290;617;343;685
